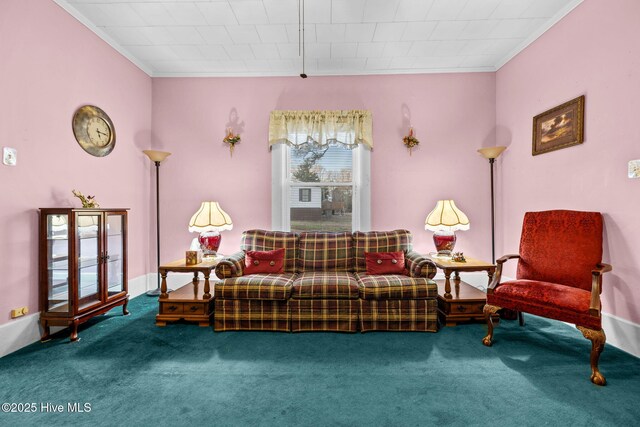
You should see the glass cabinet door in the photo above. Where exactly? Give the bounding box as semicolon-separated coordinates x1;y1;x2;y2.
106;213;125;297
46;214;70;313
77;214;101;310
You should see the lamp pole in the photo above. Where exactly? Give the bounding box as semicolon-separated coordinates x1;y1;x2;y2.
142;150;172;296
477;146;506;263
489;157;496;263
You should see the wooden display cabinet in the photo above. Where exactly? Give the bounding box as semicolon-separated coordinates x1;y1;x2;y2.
39;208;129;342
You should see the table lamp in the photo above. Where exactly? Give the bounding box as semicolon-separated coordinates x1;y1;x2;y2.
188;201;233;257
424;200;470;257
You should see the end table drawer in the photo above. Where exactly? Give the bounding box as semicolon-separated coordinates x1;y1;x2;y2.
450;302;485;315
161;303;184;314
184;303;205;315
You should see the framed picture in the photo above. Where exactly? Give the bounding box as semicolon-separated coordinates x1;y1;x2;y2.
532;95;585;156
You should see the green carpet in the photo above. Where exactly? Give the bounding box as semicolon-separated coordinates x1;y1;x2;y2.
1;296;639;426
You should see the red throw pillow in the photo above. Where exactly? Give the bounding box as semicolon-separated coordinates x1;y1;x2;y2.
365;251;406;275
244;248;285;275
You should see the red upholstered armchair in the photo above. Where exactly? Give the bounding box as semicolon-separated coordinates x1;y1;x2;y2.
482;210;612;385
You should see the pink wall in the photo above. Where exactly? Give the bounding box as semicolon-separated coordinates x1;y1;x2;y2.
496;0;640;323
152;74;496;264
0;0;152;325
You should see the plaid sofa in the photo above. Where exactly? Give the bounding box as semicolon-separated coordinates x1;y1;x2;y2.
214;229;438;332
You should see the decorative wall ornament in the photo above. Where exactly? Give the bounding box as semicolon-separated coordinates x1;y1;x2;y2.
72;189;99;208
403;127;419;155
532;95;585;156
223;128;241;157
628;159;640;178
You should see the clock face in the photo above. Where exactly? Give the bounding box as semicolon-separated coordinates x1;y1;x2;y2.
72;105;116;157
87;117;111;147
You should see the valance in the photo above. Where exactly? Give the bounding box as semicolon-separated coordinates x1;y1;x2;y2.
268;110;373;150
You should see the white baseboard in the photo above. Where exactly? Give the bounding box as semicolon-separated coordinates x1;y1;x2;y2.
601;312;640;358
455;272;640;358
0;274;153;358
2;273;638;359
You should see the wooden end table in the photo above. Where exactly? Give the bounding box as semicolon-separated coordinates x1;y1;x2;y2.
428;255;497;326
156;257;220;327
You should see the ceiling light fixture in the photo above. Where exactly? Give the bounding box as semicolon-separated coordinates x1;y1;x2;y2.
298;0;307;78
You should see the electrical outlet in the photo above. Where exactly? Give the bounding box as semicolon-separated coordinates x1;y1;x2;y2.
11;306;29;318
3;147;17;166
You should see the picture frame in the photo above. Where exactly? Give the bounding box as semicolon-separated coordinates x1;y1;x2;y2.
532;95;585;156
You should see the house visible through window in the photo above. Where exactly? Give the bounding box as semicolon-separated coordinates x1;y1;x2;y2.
289;143;354;231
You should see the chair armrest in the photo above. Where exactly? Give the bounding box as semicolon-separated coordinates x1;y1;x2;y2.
214;250;245;279
405;251;437;279
487;254;520;293
589;263;612;316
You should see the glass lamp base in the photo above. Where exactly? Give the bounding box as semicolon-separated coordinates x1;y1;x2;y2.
198;231;221;257
433;231;456;257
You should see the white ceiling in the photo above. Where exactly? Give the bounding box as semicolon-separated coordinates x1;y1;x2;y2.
54;0;583;77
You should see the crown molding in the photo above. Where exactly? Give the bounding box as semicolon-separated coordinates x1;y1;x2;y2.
52;0;153;76
495;0;584;71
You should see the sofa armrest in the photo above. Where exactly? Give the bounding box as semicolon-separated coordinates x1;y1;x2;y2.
215;250;245;279
405;251;437;279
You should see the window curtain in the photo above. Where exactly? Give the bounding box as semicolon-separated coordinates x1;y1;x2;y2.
268;110;373;150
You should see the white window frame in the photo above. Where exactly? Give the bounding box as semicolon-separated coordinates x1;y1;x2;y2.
272;143;370;232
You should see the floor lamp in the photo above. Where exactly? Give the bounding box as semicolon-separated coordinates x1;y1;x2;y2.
477;146;506;263
143;149;172;296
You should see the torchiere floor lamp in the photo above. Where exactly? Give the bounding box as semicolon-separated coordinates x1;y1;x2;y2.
477;146;506;263
143;149;172;296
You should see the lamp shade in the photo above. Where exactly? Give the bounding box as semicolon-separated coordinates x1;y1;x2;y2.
425;200;470;232
188;202;233;233
143;149;171;163
477;146;506;159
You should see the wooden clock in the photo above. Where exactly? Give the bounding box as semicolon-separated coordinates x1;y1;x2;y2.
72;105;116;157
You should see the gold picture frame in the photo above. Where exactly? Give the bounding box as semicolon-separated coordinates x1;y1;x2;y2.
532;95;585;156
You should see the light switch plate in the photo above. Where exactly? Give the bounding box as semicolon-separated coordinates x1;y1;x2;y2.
3;147;17;166
629;160;640;179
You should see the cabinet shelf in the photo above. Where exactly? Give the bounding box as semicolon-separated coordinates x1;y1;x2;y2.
40;208;129;342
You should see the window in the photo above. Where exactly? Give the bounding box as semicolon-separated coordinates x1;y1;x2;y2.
272;142;370;232
299;188;311;202
270;110;372;233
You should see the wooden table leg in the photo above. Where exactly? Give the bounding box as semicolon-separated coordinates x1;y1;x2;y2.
160;270;168;299
454;271;461;297
203;271;211;300
444;269;452;299
193;272;199;284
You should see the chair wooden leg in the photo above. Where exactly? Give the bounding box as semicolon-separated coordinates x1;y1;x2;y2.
482;304;501;346
576;326;606;386
518;311;525;326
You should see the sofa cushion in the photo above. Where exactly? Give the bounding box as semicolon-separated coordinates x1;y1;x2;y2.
297;231;353;272
365;251;406;275
355;273;437;300
353;230;413;273
241;230;299;273
244;248;285;275
292;272;360;299
215;273;295;300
